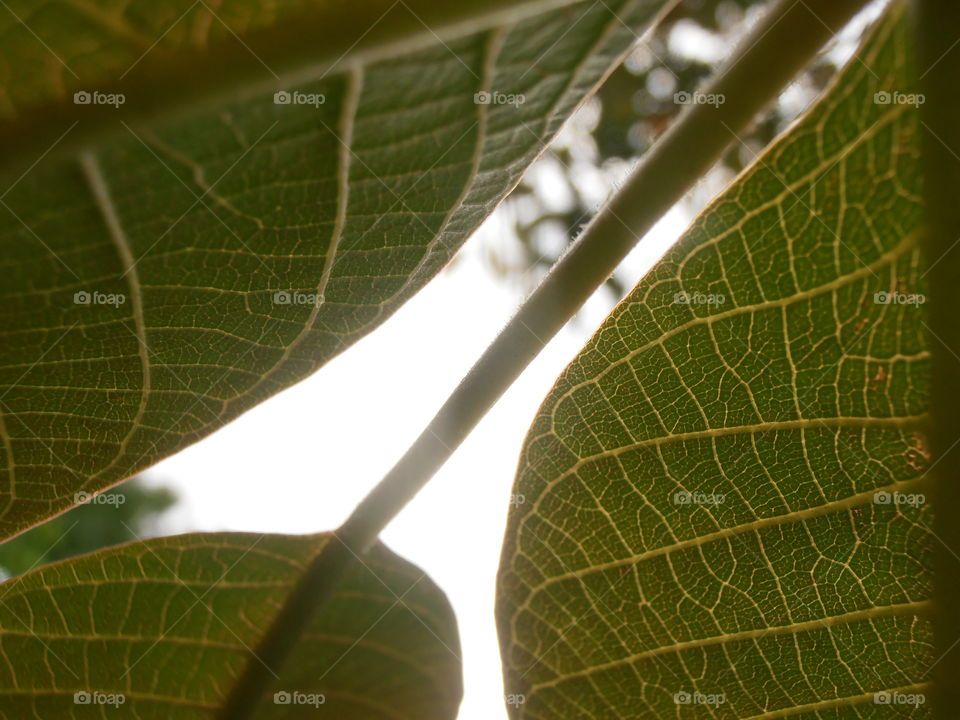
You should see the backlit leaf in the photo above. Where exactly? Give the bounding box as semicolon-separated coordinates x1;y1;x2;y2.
498;6;935;717
0;532;461;718
0;0;669;539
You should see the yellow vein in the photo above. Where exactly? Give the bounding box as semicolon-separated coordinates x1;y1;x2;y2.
519;475;930;592
331;0;646;343
538;228;922;443
79;151;151;479
741;681;932;719
237;63;364;400
666;101;912;285
320;64;364;301
528;600;930;692
0;628;247;650
375;24;502;311
543;413;929;484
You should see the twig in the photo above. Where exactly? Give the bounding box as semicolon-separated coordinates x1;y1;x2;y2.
217;0;873;715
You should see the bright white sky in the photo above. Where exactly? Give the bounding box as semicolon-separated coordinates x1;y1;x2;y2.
149;191;687;719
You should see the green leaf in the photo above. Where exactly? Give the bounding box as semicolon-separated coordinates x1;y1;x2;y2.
498;5;935;717
0;0;670;540
0;532;461;717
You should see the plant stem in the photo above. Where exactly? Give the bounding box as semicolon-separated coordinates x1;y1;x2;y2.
218;0;871;716
916;0;960;715
337;0;871;553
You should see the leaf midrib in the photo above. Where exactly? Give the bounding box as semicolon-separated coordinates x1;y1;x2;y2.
515;474;929;594
78;150;151;483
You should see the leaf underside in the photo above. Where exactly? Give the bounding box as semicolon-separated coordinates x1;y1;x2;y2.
498;6;935;718
0;532;461;718
0;0;669;540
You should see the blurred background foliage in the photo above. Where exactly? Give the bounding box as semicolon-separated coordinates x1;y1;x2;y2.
484;0;840;302
0;478;176;578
